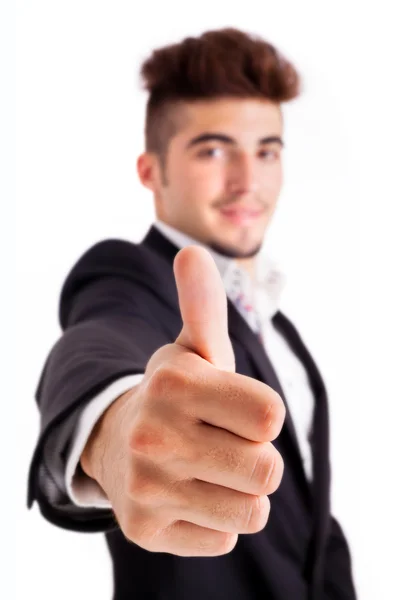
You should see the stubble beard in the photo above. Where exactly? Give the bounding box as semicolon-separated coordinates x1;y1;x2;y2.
209;237;263;259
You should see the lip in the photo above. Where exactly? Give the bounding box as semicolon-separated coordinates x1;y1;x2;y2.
218;206;264;226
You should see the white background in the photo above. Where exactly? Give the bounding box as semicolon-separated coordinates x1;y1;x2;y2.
6;0;400;598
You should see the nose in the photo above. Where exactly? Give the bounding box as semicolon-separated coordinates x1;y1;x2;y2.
226;152;259;196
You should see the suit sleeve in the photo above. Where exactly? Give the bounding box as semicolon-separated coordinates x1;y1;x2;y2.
27;270;173;533
323;515;357;599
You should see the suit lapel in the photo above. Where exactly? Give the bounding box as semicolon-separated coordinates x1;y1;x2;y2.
273;312;330;506
227;302;301;449
228;301;313;503
272;312;330;591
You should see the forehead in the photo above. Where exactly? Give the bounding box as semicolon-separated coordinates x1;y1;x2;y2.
174;98;283;144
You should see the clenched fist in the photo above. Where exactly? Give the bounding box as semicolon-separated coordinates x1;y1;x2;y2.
81;246;286;557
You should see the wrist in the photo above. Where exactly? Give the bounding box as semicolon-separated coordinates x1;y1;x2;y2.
80;387;135;484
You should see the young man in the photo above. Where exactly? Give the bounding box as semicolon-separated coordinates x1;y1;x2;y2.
28;28;357;599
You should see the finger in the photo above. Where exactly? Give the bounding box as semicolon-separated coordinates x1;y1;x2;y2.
179;367;286;443
173;246;235;372
174;423;284;496
175;478;271;535
158;520;238;557
120;499;238;557
128;468;271;536
131;420;283;497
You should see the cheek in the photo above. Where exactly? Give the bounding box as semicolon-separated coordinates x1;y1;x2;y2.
181;164;225;204
262;164;283;195
192;163;225;190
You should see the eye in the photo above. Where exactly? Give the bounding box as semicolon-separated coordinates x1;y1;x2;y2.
259;149;279;161
197;147;223;159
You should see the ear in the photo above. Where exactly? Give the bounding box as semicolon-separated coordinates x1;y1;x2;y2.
137;152;161;192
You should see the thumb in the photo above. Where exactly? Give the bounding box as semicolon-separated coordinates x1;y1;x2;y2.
173;246;235;372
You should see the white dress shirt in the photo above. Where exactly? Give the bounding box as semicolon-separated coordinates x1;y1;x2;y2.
66;220;315;508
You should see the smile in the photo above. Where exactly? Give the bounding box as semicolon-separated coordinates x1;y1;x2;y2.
218;206;265;226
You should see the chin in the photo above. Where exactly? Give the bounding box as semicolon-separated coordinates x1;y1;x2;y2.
209;239;263;259
205;222;265;259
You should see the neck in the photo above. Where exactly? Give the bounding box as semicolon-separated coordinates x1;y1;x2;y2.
154;218;259;282
235;257;257;282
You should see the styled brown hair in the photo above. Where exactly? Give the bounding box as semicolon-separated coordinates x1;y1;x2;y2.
140;28;301;161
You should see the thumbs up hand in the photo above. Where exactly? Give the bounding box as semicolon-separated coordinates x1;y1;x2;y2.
81;247;285;557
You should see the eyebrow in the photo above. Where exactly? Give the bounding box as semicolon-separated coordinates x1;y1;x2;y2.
185;133;284;149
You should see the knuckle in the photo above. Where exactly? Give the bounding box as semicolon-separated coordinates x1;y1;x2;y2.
244;494;271;533
129;421;159;455
145;365;169;399
266;449;284;494
126;466;162;505
250;445;283;495
148;363;190;400
259;391;286;441
129;412;186;463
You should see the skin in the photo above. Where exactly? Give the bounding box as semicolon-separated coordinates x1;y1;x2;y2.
137;98;284;279
81;98;286;557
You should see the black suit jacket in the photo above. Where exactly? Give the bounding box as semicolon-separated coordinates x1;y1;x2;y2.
27;226;356;599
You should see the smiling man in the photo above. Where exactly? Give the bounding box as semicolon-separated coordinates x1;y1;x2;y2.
28;28;357;600
139;99;284;265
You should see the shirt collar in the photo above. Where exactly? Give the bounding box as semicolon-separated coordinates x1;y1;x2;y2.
153;219;286;318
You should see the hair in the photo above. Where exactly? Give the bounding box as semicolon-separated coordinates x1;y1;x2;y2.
140;28;301;165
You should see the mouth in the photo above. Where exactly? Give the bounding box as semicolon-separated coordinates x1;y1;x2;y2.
217;206;265;226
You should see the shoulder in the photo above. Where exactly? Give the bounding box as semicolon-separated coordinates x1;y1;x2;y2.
61;237;162;288
58;238;166;322
66;237;150;270
58;236;180;329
